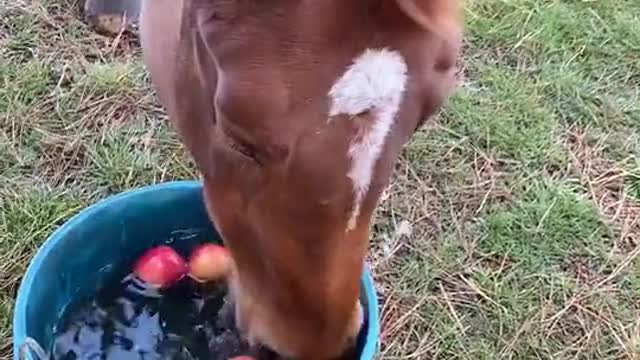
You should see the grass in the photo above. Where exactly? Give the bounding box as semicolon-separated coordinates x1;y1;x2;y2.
0;0;639;359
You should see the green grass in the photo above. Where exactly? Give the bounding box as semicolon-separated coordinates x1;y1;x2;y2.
480;180;610;270
1;0;639;359
0;187;86;356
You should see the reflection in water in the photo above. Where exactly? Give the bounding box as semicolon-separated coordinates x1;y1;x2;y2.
49;273;251;360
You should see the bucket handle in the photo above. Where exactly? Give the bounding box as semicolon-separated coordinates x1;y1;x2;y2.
18;337;48;360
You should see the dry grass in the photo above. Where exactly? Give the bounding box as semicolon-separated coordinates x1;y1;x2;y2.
565;126;640;251
1;0;640;359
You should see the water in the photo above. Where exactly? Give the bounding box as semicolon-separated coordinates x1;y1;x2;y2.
48;273;250;360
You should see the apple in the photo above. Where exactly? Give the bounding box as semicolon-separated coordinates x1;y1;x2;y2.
132;245;188;288
188;243;232;282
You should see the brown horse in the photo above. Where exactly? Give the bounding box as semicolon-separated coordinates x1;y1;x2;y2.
139;1;462;359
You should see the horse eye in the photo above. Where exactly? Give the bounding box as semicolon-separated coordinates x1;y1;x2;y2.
229;139;263;166
221;128;264;166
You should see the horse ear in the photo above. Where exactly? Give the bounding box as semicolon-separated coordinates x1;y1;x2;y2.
394;0;463;40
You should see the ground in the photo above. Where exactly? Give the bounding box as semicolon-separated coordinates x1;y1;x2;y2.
1;0;639;359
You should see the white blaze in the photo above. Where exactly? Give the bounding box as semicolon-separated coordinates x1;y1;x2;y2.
328;48;408;231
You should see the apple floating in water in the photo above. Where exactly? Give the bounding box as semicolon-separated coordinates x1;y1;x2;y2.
188;243;233;283
133;245;188;288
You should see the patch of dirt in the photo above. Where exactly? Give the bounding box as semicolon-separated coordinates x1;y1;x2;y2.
34;131;89;186
561;255;608;286
564;125;640;252
479;252;514;274
430;273;483;309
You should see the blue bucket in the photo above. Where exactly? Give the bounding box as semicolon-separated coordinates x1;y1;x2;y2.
12;180;380;359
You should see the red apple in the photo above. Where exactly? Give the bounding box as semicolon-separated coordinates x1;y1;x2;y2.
133;245;188;288
188;243;232;282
